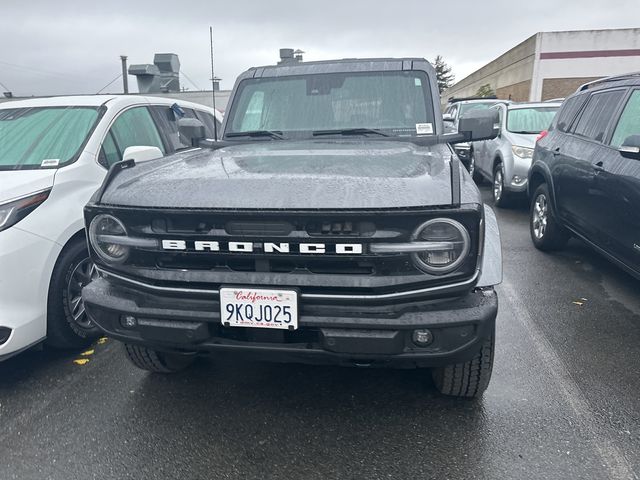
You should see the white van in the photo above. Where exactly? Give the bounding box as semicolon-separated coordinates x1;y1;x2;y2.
0;95;222;359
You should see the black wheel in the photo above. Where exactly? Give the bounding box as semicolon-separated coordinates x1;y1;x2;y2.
470;152;483;184
124;344;196;373
431;333;494;398
530;183;570;251
492;163;511;208
466;152;476;177
46;240;101;348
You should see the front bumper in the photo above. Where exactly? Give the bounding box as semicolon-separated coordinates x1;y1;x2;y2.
83;276;497;368
505;155;532;194
505;178;528;194
0;226;59;360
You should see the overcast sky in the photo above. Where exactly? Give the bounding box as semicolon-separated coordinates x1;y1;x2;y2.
0;0;637;96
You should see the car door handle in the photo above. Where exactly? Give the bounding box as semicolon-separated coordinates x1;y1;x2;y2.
593;161;605;172
552;147;561;156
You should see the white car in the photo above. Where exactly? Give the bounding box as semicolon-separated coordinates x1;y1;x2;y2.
0;95;222;360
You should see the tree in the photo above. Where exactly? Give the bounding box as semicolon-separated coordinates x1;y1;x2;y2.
475;84;496;98
433;55;455;94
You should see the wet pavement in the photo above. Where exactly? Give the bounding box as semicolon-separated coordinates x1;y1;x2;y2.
1;186;639;479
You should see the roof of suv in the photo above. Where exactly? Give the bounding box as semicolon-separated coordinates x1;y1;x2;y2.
578;72;640;92
0;95;218;114
0;95;120;108
448;98;503;105
238;57;435;81
506;101;562;110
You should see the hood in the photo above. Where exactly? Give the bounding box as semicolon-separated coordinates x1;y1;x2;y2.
0;169;56;204
506;132;538;148
101;140;455;210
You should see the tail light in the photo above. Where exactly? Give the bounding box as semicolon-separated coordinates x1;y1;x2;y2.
536;130;548;142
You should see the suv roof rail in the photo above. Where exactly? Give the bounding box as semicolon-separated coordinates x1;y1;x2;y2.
578;72;640;91
447;95;498;103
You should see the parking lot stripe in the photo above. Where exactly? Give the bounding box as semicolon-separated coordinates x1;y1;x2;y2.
501;278;636;480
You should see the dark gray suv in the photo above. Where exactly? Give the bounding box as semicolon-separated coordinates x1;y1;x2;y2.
82;58;503;398
528;73;640;279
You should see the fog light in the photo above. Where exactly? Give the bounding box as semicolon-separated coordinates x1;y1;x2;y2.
0;327;11;345
120;315;137;329
412;329;433;347
511;175;526;186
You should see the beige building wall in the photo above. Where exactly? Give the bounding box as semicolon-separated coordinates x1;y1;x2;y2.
446;28;640;105
495;80;531;102
442;35;537;102
531;29;640;100
540;77;599;100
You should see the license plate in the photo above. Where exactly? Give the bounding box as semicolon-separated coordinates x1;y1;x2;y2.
219;287;298;330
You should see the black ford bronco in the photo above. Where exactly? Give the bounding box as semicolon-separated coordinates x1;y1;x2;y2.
82;58;502;398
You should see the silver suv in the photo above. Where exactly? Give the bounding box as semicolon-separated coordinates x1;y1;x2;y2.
443;98;505;175
473;102;561;207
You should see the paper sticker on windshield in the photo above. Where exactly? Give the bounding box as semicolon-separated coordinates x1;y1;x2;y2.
41;159;60;167
416;123;433;135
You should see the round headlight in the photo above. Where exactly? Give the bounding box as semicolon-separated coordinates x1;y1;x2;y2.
411;218;470;274
88;214;130;263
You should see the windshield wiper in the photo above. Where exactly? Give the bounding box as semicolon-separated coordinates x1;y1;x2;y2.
312;128;390;137
226;130;285;140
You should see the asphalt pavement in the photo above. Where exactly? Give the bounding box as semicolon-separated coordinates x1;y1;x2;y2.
1;186;639;480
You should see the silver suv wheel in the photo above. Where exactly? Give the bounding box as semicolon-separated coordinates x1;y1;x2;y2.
493;168;503;202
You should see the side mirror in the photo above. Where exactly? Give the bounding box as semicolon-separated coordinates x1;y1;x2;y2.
458;109;500;142
178;117;206;147
619;135;640;160
122;146;163;163
442;113;454;123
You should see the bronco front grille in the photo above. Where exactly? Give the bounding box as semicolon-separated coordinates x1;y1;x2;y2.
86;206;483;283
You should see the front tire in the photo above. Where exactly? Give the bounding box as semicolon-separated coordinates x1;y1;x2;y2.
470;152;483;184
530;183;570;251
46;240;101;348
431;333;495;398
124;344;196;373
492;163;511;208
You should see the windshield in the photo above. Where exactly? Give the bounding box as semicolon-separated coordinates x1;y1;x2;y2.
459;101;499;115
506;106;559;134
0;106;100;170
224;71;435;139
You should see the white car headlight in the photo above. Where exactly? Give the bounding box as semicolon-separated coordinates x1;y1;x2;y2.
0;190;50;232
88;214;130;263
411;218;470;274
512;145;534;159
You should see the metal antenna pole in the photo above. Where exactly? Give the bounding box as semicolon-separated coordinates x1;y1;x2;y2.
209;26;218;140
120;56;129;94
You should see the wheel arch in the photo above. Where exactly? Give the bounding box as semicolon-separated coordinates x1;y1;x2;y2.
528;162;559;215
492;153;503;175
477;204;502;287
47;229;88;310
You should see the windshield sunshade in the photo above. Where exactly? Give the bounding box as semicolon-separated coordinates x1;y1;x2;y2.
0;106;100;170
506;107;559;134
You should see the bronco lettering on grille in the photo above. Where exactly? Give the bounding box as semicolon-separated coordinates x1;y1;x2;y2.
161;240;364;255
